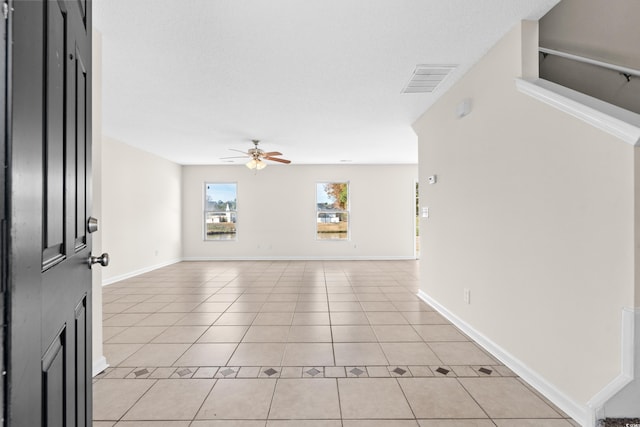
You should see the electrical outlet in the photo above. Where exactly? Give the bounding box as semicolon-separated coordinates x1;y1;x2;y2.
463;288;471;304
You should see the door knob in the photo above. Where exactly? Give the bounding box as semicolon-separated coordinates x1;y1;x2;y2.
87;217;99;233
88;253;109;268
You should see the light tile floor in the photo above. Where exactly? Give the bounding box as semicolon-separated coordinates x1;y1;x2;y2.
94;260;579;427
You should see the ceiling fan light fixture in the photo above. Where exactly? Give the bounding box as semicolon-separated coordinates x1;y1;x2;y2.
235;140;289;171
246;158;267;170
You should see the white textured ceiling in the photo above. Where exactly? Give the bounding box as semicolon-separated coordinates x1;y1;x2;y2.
93;0;559;165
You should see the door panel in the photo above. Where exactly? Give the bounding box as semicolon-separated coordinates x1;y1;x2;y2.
8;1;93;426
42;329;67;427
74;50;88;251
75;297;88;426
43;0;67;270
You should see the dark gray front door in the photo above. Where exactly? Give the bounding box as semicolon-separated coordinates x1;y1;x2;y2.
6;0;93;425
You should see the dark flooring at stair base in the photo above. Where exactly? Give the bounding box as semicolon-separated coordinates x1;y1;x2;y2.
602;418;640;427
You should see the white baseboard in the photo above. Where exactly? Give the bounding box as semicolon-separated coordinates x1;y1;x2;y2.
417;289;590;426
588;307;639;422
182;255;417;261
102;258;182;286
92;356;109;377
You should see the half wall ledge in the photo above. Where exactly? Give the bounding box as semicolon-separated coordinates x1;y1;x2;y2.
515;77;640;146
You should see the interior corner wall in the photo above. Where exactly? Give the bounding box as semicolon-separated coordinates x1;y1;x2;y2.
601;146;640;418
413;21;634;411
101;137;182;284
636;146;640;309
182;164;418;260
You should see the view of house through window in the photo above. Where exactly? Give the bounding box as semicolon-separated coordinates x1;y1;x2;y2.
316;182;349;240
205;183;237;240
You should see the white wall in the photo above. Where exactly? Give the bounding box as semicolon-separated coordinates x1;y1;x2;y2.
182;164;417;260
414;21;635;421
102;137;182;283
91;29;106;375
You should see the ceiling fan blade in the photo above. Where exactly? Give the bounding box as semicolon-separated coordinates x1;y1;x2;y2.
264;156;291;164
229;149;250;155
219;156;248;160
262;151;282;157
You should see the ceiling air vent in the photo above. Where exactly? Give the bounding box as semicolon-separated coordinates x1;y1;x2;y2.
402;65;456;94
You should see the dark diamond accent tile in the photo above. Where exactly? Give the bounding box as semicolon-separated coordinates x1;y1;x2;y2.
220;368;235;377
216;366;239;378
478;367;493;375
435;367;450;375
350;367;365;376
392;367;407;376
264;368;278;377
134;369;149;377
177;368;192;377
258;366;281;378
306;368;321;377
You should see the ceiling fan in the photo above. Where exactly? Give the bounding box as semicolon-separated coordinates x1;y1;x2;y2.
222;139;291;170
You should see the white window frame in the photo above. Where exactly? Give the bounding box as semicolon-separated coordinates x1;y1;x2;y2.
204;182;238;241
316;182;350;241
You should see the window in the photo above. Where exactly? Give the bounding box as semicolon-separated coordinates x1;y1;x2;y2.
205;183;237;241
316;182;349;240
